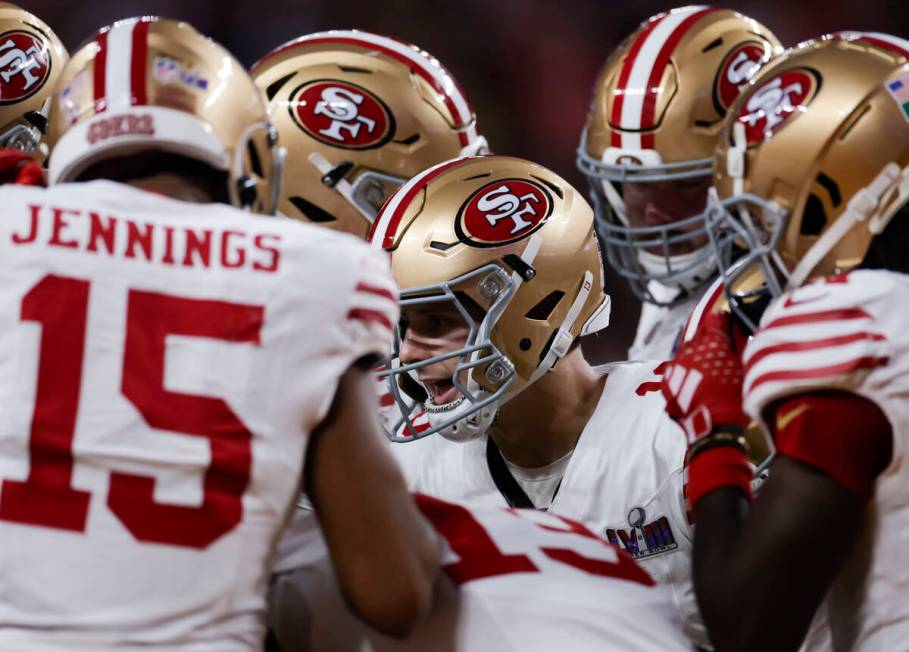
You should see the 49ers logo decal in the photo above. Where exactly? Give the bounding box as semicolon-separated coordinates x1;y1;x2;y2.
736;68;820;145
0;30;51;104
455;178;553;248
289;79;395;149
713;42;769;113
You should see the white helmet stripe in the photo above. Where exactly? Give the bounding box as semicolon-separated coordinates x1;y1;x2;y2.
619;6;709;133
369;155;475;249
104;20;136;112
93;18;153;114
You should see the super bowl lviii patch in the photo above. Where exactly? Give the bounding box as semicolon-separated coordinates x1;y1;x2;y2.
885;72;909;121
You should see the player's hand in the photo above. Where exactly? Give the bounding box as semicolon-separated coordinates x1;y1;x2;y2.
0;149;44;187
662;310;749;447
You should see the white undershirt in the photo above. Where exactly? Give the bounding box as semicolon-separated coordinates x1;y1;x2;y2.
503;450;573;509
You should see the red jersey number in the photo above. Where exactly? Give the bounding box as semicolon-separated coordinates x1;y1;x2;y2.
0;274;264;549
416;494;654;587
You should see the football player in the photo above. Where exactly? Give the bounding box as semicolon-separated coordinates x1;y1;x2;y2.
0;17;439;650
0;2;67;182
370;154;708;645
662;37;909;651
251;30;486;442
577;7;781;359
251;29;487;240
270;494;691;651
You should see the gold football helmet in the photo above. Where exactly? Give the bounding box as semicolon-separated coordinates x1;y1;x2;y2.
371;155;611;441
0;3;67;154
47;16;282;214
577;7;781;305
251;30;487;239
708;35;909;330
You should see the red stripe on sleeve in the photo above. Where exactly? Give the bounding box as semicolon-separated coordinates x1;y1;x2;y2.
130;19;151;106
746;355;889;394
744;331;886;376
93;31;109;114
347;307;394;332
355;281;396;302
762;308;872;331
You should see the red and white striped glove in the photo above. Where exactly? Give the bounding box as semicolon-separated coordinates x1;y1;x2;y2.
662;310;753;512
662;310;749;445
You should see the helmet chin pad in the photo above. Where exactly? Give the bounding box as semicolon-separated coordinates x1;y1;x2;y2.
424;394;498;443
637;245;717;293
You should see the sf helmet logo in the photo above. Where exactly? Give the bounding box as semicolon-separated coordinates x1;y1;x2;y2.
737;69;819;145
456;178;553;248
289;80;394;150
0;31;51;104
714;42;768;112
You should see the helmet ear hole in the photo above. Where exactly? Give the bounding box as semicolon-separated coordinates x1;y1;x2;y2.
801;194;827;236
524;290;565;321
288;196;337;223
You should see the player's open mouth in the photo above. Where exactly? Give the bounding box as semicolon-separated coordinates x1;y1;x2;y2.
424;378;461;405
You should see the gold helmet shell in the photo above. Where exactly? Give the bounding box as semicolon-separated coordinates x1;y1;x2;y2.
709;35;909;314
251;30;486;239
0;2;68;154
577;6;781;304
47;16;282;214
371;155;611;440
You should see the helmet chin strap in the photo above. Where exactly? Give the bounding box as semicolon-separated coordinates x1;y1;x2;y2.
230;121;284;215
522;269;594;388
307;151;377;224
787;162;904;291
459;135;489;157
432;234;544;441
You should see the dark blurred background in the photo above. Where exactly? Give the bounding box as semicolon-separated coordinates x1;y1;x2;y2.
25;0;908;361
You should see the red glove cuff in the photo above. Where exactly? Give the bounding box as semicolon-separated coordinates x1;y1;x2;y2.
687;446;753;514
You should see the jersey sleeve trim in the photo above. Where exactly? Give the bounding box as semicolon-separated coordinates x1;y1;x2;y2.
770;391;893;500
742;288;890;428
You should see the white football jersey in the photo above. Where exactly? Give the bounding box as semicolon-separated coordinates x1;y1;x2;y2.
269;494;691;651
743;269;909;651
397;361;703;646
0;181;398;651
629;280;701;360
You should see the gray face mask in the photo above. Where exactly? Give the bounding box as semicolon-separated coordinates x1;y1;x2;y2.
576;129;719;306
381;263;519;444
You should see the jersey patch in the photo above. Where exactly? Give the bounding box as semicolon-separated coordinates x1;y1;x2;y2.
605;506;679;560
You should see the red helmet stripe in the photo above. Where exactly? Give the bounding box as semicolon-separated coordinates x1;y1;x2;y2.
253;31;475;147
834;32;909;59
609;12;667;148
639;7;718;131
130;19;151;106
93;31;108;114
369;156;474;249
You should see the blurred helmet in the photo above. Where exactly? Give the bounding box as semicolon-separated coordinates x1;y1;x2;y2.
578;6;781;305
0;2;67;154
251;30;487;239
371;155;611;441
47;16;282;214
708;36;909;330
